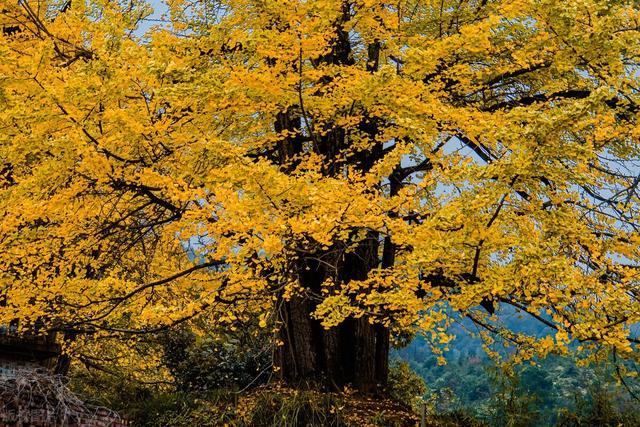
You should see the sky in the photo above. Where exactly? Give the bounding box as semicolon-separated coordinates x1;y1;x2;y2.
136;0;169;36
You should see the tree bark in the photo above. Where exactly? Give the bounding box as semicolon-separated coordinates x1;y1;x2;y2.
275;302;388;393
274;236;390;393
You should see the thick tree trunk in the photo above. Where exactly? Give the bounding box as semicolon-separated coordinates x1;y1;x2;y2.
274;233;389;393
275;301;388;393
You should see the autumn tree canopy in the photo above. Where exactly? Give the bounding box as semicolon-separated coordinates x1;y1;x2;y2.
1;0;639;391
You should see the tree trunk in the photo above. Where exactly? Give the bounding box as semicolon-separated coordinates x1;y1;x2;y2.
274;233;389;393
269;8;393;391
275;300;388;393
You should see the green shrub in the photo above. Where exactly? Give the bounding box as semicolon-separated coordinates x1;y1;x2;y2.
69;369;239;427
556;384;640;427
161;327;271;392
387;360;427;411
485;366;541;427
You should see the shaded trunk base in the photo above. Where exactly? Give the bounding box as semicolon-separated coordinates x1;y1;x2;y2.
275;296;389;394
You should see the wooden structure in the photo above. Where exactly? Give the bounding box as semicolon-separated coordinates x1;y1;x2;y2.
0;328;127;427
0;327;61;379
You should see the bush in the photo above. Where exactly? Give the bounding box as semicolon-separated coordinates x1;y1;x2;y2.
556;384;640;427
161;327;271;392
485;366;541;427
387;360;427;411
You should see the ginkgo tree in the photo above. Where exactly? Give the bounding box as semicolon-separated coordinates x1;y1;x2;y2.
1;0;639;392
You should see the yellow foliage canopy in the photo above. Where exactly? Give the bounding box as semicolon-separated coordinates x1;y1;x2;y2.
1;0;639;371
